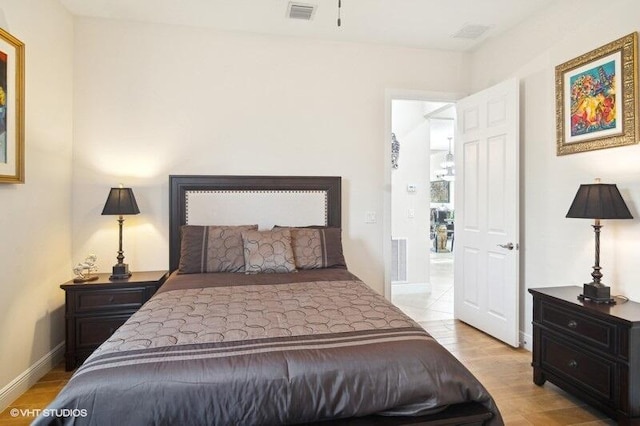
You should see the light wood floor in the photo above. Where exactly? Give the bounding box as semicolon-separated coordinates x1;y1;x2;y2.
0;320;616;425
420;320;615;425
0;363;72;425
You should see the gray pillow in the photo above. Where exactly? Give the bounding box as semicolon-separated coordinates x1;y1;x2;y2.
179;225;258;273
273;226;347;269
242;229;297;274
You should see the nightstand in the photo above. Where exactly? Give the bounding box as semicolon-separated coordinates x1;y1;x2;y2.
61;270;168;371
529;286;640;424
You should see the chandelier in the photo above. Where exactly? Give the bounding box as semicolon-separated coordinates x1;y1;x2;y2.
436;137;455;181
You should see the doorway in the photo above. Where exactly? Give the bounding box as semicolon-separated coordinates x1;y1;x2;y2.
385;80;520;346
388;98;457;323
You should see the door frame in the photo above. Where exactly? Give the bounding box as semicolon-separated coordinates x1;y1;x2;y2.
383;89;465;300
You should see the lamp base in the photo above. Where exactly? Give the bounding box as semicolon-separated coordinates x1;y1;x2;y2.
109;263;132;280
578;282;615;304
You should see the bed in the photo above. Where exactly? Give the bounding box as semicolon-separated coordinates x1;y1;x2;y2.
36;175;503;425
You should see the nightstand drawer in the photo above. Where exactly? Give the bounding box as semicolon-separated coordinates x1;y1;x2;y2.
76;315;129;348
531;286;640;423
540;302;615;353
541;334;614;401
75;288;147;311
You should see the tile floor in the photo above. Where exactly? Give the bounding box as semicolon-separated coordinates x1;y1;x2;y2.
392;251;454;321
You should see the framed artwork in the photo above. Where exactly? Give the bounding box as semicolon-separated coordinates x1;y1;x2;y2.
0;27;24;183
556;32;638;155
430;180;449;203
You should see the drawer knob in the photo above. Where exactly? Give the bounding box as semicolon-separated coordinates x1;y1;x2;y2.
567;320;578;329
568;360;578;369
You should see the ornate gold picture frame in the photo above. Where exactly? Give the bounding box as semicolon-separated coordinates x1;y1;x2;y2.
0;27;24;183
556;33;638;156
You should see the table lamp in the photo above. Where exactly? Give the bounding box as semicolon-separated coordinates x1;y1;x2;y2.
566;179;632;304
102;185;140;279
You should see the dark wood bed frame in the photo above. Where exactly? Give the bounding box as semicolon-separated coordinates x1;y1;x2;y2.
169;175;342;272
168;175;494;426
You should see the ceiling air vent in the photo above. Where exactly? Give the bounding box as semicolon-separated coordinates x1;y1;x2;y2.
287;2;316;20
452;24;491;40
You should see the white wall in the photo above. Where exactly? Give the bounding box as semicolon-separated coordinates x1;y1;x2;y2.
71;17;470;294
5;0;639;407
391;100;430;285
0;0;73;403
470;0;640;343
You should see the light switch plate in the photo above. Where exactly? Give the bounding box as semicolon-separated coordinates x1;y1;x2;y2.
365;211;377;223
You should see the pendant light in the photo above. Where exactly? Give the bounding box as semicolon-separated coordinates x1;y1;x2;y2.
441;168;455;181
441;137;454;168
437;137;455;181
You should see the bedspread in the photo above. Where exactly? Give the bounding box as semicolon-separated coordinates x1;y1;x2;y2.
35;274;502;425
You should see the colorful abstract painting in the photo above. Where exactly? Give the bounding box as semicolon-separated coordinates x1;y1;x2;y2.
569;60;616;137
556;33;638;155
0;27;23;183
0;50;6;164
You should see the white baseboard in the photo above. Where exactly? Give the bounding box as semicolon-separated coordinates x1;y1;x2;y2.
0;341;65;412
520;331;532;351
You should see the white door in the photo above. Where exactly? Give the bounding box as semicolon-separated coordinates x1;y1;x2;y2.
454;78;520;347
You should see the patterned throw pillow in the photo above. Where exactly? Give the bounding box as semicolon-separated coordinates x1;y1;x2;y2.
179;225;258;274
273;226;347;270
241;229;297;274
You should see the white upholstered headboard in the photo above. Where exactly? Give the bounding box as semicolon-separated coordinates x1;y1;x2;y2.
185;190;328;229
169;175;342;271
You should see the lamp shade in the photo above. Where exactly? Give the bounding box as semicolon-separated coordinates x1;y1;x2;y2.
566;183;633;220
101;187;140;216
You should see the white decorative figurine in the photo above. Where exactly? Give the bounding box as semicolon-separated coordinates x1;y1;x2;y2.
73;254;99;283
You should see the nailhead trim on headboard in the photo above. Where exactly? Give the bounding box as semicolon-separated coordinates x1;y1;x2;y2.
169;176;341;272
185;190;328;225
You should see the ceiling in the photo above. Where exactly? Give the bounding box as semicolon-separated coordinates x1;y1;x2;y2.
59;0;554;51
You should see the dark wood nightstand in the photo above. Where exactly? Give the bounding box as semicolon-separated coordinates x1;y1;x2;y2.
530;286;640;425
61;270;168;371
